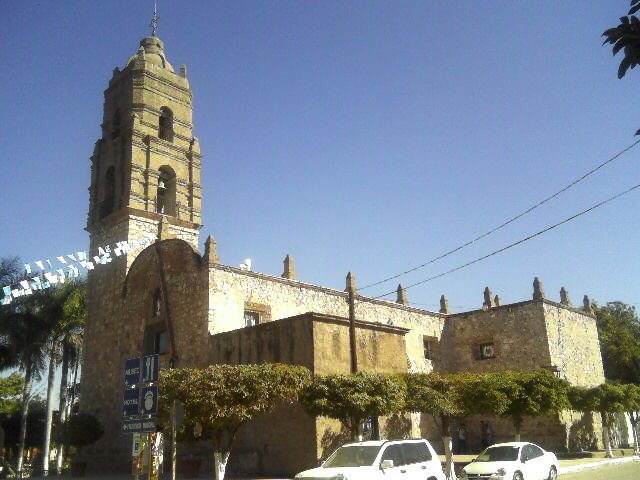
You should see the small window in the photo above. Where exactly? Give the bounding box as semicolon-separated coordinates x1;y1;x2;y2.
527;444;544;460
158;107;174;142
244;310;261;327
479;342;496;360
143;325;168;355
423;335;439;361
154;331;169;355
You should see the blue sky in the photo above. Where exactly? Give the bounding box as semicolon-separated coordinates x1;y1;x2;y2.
1;1;638;313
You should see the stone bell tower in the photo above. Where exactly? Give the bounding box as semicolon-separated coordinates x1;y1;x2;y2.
86;31;202;267
80;26;203;471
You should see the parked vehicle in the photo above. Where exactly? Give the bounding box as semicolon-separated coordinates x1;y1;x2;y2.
460;442;559;480
294;438;446;480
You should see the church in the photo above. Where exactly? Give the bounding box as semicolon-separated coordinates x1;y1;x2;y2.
78;25;607;476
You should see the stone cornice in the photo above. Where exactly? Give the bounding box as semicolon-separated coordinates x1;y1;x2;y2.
207;263;445;318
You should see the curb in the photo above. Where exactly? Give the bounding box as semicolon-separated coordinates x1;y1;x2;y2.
561;455;640;474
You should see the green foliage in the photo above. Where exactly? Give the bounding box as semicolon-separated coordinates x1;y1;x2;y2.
455;372;515;416
569;383;627;415
160;363;311;446
499;370;570;431
404;371;462;418
300;371;405;437
595;302;640;384
603;1;640;78
58;413;104;448
1;399;47;450
0;372;24;416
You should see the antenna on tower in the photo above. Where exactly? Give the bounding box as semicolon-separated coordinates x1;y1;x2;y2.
150;0;159;37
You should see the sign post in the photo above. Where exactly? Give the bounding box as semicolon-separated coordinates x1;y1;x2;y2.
123;354;160;480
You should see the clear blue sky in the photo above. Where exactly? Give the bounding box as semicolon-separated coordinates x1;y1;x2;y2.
1;1;638;313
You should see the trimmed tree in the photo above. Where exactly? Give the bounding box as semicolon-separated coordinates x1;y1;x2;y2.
404;372;462;480
300;372;406;441
500;370;570;441
569;383;627;458
160;364;310;480
620;383;640;455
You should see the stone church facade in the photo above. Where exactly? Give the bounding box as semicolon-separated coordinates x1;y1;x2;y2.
79;30;606;475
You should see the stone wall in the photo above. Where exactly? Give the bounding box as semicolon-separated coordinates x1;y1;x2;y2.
79;239;208;472
207;313;409;476
207;264;444;373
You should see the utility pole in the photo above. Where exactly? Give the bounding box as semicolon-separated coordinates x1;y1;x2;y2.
346;272;358;374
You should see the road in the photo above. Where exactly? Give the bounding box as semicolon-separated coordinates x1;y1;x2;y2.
561;461;640;479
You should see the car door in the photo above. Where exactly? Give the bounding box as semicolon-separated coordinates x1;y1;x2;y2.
525;444;547;479
379;443;407;480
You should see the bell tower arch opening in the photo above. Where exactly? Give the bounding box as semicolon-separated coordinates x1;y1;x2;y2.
156;166;176;216
158;107;174;142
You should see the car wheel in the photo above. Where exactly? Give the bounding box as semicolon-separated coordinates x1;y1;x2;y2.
513;472;523;480
547;466;557;480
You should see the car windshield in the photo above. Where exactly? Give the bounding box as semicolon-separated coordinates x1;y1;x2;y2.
476;446;520;462
323;445;382;468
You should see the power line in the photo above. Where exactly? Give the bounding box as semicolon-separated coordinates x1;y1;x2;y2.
359;139;640;291
372;182;640;299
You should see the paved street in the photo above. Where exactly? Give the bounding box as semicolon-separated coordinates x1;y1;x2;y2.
560;460;640;479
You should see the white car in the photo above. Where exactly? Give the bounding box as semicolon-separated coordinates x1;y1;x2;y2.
295;439;446;480
460;442;559;480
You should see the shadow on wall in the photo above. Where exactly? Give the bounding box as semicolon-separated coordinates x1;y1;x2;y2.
383;414;412;440
568;412;598;452
319;426;351;462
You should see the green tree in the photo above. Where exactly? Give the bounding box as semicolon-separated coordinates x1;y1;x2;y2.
404;372;463;480
569;383;627;458
0;373;24;417
160;364;310;480
603;1;640;79
500;370;570;442
36;279;87;475
595;302;640;384
620;383;640;454
300;372;406;442
0;295;50;476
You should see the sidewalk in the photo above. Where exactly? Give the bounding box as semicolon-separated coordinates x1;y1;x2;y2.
19;452;640;480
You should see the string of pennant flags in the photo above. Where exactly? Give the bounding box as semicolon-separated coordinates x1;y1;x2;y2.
1;233;157;306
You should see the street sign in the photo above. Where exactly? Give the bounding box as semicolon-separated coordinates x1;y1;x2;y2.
123;387;140;417
141;354;159;384
140;385;158;416
122;417;157;433
124;357;141;386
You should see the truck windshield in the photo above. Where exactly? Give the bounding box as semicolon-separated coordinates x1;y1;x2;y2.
323;446;382;468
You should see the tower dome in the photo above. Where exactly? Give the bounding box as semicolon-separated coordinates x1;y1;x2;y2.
126;35;174;72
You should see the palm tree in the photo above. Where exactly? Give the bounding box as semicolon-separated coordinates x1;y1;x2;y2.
39;279;86;476
0;295;50;477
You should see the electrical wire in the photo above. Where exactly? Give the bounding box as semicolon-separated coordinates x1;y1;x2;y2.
371;182;640;299
359;139;640;291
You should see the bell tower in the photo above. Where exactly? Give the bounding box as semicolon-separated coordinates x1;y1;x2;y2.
86;31;202;267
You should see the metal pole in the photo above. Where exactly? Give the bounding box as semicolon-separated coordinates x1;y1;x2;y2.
347;272;357;374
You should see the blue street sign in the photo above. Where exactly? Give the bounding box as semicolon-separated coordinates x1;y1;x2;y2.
141;354;159;384
124;357;141;386
122;417;157;434
123;388;140;417
140;385;158;416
